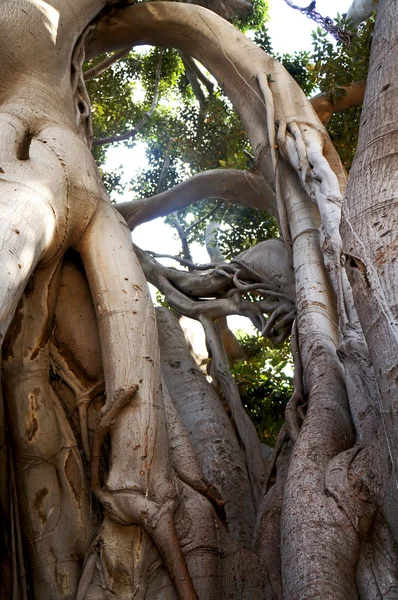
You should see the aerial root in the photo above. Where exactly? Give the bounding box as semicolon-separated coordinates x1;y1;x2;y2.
276;119;350;332
50;341;104;461
257;72;293;261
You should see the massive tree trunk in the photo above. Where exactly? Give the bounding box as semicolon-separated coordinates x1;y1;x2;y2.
0;0;397;598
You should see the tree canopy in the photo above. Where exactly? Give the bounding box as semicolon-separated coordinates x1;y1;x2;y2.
84;1;373;445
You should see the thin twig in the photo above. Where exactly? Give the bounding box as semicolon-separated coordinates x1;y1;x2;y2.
84;48;131;81
157;155;170;193
92;52;163;147
185;202;221;234
146;250;223;271
168;215;193;264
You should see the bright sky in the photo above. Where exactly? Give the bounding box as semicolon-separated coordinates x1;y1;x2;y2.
269;0;353;55
105;0;355;331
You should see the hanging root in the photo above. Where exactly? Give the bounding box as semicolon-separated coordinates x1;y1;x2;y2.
257;72;293;262
50;341;104;461
200;314;265;506
276;119;348;331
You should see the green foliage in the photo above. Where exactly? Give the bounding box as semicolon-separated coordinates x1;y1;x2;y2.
309;15;374;169
216;207;279;261
278;51;316;96
231;0;269;32
310;16;373;93
230;332;293;446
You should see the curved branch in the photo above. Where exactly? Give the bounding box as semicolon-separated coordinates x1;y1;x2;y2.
117;167;277;228
188;0;253;20
310;81;366;125
92;52;162;146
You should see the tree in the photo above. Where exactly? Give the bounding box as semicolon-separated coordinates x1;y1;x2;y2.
0;0;397;598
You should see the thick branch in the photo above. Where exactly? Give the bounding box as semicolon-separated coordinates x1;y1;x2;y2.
347;0;378;27
92;52;162;146
310;81;366;125
117;167;277;228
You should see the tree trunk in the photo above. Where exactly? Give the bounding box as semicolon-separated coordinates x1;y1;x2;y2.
0;0;397;598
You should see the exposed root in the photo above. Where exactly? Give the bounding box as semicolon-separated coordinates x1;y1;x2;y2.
276;119;349;333
75;550;98;600
90;384;199;600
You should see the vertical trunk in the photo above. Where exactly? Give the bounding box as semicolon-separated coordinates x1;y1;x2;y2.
343;0;398;477
156;307;256;548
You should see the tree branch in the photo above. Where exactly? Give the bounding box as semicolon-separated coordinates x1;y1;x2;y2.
157;154;170;193
83;48;131;81
116;167;277;229
92;52;163;146
180;51;214;97
310;81;366;125
169;215;193;263
180;52;206;108
186;202;221;234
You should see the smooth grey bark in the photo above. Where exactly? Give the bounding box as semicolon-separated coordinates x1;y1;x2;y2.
156;307;256;548
117;167;277;228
